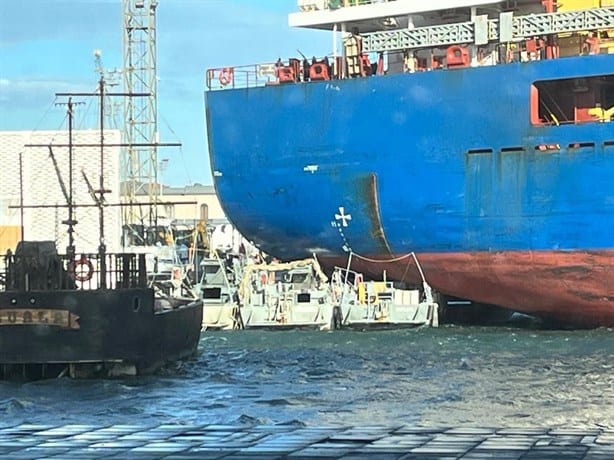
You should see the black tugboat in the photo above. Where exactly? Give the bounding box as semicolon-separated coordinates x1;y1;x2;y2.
0;243;203;379
0;81;203;380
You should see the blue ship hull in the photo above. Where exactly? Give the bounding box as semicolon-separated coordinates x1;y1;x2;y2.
205;55;614;327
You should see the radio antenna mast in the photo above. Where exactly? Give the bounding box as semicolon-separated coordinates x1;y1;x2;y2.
122;0;160;234
93;49;121;128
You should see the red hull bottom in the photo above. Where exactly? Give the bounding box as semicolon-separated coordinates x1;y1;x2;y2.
320;250;614;328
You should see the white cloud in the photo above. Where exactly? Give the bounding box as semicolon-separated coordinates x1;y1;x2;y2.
0;78;93;109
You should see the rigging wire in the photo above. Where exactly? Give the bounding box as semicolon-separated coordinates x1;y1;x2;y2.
0;97;57;241
348;250;420;282
8;89;117;252
350;251;414;264
75;96;96;130
159;112;193;185
0;96;66;245
339;249;434;306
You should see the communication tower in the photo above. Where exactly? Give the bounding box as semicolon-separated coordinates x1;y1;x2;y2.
122;0;159;230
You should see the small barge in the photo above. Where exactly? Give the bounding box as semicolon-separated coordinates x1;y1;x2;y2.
197;255;242;330
332;268;439;330
331;252;439;330
237;258;335;330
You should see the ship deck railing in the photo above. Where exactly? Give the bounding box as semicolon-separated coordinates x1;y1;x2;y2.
206;64;279;91
206;56;362;91
298;0;391;12
0;252;150;292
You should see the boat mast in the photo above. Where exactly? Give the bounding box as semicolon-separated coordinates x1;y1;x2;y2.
54;97;83;261
18;152;24;241
98;77;109;287
20;98;83;259
66;97;76;262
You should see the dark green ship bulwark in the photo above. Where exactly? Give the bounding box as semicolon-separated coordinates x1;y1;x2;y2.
0;242;203;380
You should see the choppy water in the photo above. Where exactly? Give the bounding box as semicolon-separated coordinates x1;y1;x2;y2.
1;327;613;429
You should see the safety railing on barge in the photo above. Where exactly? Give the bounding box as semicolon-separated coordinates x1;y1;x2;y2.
0;251;150;292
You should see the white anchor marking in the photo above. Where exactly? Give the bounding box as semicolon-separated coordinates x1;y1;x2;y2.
335;206;352;227
303;164;318;173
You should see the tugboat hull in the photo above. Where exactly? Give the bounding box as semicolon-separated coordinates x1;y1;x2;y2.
0;243;203;380
0;288;202;379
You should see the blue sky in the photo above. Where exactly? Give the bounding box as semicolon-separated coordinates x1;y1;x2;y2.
0;0;330;186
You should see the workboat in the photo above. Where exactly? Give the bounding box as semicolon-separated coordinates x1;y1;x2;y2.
196;253;243;330
204;1;614;327
121;220;186;282
332;253;439;329
237;258;335;330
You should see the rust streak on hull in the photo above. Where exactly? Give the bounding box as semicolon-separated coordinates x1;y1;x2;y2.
364;173;393;256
